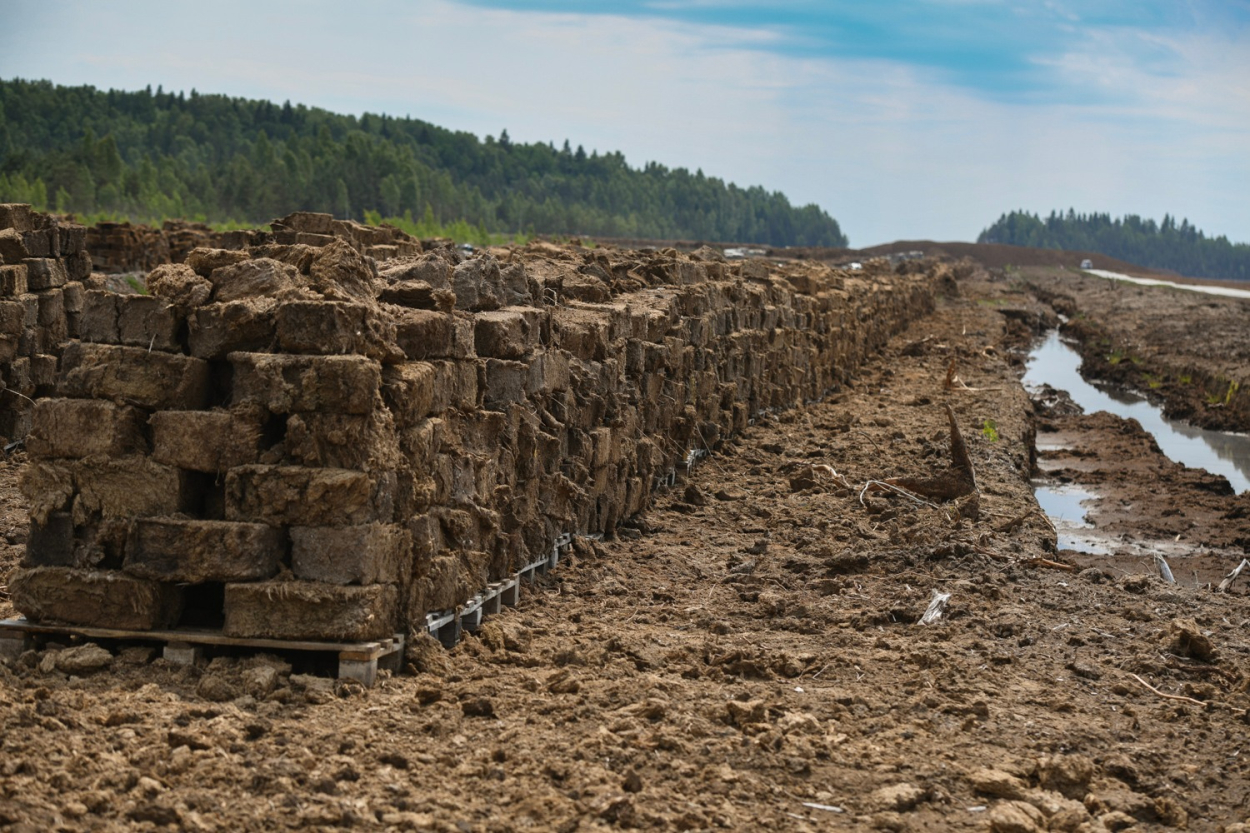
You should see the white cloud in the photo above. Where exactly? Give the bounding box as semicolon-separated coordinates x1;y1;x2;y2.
1;0;1246;244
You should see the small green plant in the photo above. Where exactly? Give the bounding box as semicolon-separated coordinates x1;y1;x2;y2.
1179;374;1192;385
980;419;999;442
1106;348;1126;365
1205;378;1241;406
124;275;149;295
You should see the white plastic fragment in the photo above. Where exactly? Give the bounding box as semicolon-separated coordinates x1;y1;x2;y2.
918;589;952;625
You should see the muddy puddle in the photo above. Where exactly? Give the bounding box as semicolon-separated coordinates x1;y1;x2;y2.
1024;330;1250;494
1031;482;1109;554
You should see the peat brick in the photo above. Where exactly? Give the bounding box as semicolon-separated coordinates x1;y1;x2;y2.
124;518;282;583
483;359;528;410
230;352;380;414
188;298;277;358
24;258;67;291
35;289;67;347
117;294;181;352
290;523;410;585
223;581;398;641
80;290;119;342
59;343;210;410
149;408;263;473
393;309;455;360
0;300;24;362
0;264;28;296
5;355;32;396
527;349;571;395
58;224;86;256
184;247;250;278
0;204;33;232
378;280;449;309
19;229;52;258
30;354;57;392
9;566;183;630
61;281;85;314
284;410;402;471
26;399;147;459
72;456;196;523
209;257;308;302
0;228;29;263
429;360;479;412
225;465;393;527
474;308;541;359
275;300;401;362
381;362;437;426
64;250;92;282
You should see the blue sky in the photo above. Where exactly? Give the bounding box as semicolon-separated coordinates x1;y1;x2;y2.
2;0;1247;245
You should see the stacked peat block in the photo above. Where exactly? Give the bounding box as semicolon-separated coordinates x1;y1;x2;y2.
84;221;172;274
10;213;941;646
84;220;271;274
0;204;89;441
162;220;227;264
83;212;418;276
13;237;415;640
271;212;422;262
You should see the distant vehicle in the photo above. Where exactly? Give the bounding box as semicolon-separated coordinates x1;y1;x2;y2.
1080;259;1093;269
848;262;863;271
458;243;475;255
724;247;767;260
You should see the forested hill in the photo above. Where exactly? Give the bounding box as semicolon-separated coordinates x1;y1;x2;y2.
0;78;847;247
979;210;1250;281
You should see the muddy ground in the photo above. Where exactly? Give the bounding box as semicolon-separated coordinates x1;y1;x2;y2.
2;269;1250;832
1022;267;1250;433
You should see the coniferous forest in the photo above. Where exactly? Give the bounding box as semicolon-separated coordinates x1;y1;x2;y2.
979;209;1250;281
0;78;848;247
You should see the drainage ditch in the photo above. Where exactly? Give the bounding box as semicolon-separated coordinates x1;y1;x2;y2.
1023;328;1250;560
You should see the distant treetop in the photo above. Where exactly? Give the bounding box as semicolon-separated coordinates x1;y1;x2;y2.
979;209;1249;281
0;77;848;247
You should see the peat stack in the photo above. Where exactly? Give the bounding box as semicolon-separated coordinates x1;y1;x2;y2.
10;212;942;645
0;203;89;442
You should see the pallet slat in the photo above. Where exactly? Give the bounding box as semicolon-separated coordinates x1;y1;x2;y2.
0;618;404;687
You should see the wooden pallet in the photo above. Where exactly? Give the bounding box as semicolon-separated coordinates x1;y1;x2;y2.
0;618;404;687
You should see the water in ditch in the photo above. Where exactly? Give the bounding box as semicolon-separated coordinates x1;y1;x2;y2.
1023;330;1250;495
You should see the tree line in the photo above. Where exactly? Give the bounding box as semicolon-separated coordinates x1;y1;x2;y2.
979;209;1250;281
0;78;848;247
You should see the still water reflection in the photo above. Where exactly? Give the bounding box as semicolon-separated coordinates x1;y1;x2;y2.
1032;483;1109;554
1023;331;1250;495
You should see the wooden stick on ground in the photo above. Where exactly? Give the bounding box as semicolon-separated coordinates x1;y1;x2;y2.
1021;557;1077;572
1129;673;1247;715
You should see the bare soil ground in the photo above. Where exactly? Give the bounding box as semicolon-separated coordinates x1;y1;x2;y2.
2;271;1250;832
